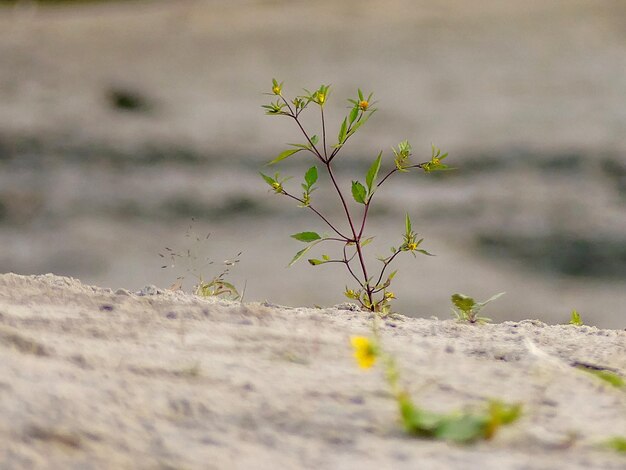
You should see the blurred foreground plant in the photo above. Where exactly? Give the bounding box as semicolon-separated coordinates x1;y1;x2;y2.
262;80;450;313
350;330;522;443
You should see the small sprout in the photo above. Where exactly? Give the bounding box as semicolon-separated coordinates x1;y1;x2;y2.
451;292;505;324
569;309;583;326
350;336;378;369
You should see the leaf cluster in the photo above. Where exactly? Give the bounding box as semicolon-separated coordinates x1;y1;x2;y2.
451;292;505;324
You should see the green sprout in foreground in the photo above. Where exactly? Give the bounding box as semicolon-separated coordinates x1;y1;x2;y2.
261;80;450;313
350;334;522;443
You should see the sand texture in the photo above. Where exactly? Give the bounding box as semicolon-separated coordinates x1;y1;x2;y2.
1;0;626;328
0;273;624;469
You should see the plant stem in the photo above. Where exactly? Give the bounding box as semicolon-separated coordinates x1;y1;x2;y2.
326;162;373;308
321;107;328;160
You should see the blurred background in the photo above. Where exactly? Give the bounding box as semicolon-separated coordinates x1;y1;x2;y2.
0;0;624;327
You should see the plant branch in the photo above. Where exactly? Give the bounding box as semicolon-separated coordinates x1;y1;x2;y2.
343;244;365;288
282;191;350;240
374;248;403;289
328;110;363;163
279;96;325;163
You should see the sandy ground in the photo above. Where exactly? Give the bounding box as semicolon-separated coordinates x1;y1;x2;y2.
0;1;625;326
0;273;624;469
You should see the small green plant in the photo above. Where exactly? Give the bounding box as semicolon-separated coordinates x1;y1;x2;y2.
568;309;583;326
262;80;450;313
160;220;241;300
350;333;522;443
451;292;505;324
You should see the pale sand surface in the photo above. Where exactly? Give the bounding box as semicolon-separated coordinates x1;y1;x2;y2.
0;273;624;469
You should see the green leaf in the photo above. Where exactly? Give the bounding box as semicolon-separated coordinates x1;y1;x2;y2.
308;259;324;266
358;89;364;101
289;246;313;266
478;292;506;307
269;148;303;165
349;106;359;125
451;293;476;314
304;166;318;188
260;173;275;186
338;118;348;144
290;231;321;243
416;249;435;256
288;238;324;266
310;135;319;146
365;151;383;194
351;181;367;204
360;237;375;248
288;143;311;150
348;109;376;137
405;214;412;235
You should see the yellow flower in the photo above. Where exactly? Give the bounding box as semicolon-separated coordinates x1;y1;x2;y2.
407;242;418;251
350;336;377;369
271;181;283;193
358;100;369;111
384;291;396;300
316;91;326;105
